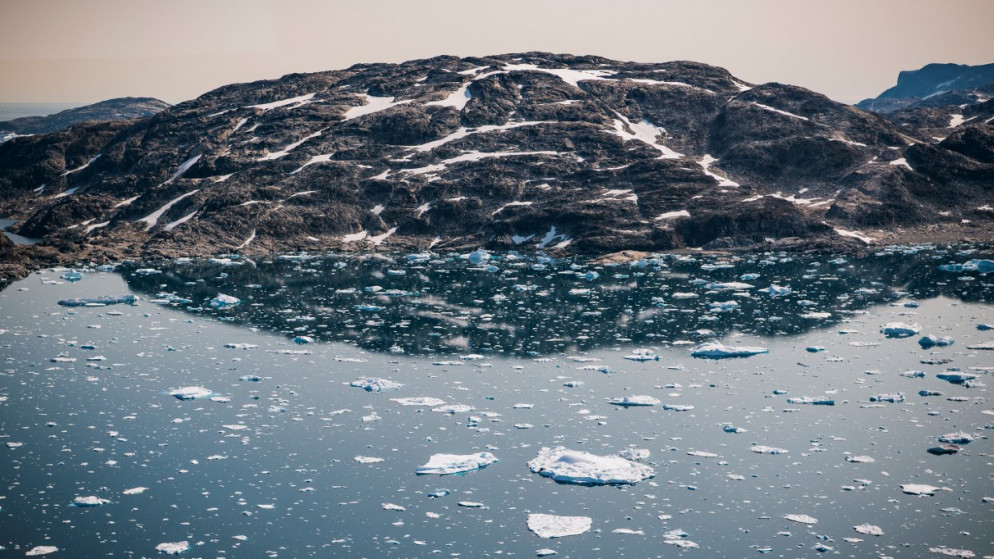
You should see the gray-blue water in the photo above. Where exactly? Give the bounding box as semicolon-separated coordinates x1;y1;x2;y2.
1;247;991;557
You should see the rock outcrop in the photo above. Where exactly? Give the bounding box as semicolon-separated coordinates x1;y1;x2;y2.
0;97;170;137
1;53;992;276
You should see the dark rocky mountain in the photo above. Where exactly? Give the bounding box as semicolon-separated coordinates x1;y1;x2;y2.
0;97;170;137
1;53;992;280
857;63;994;113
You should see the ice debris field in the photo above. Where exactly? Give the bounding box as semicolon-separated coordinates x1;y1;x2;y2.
0;245;992;557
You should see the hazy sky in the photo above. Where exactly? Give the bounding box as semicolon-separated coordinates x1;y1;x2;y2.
2;0;993;105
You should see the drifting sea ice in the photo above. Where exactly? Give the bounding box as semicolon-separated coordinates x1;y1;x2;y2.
57;294;137;307
527;447;654;485
919;335;955;348
71;496;110;507
208;293;241;309
390;397;446;406
416;452;498;475
608;395;660;407
169;386;212;400
901;484;946;496
691;342;768;358
527;513;592;538
750;446;788;455
155;541;191;555
881;322;920;338
784;514;818;524
854;523;884;536
349;377;403;392
25;547;59;556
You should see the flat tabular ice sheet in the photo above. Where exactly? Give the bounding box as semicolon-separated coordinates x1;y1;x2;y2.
416;452;498;475
528;447;654;485
527;513;593;538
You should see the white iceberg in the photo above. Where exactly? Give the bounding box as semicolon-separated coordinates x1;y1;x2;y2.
26;546;59;556
155;541;190;555
750;445;788;454
527;513;592;538
919;335;954;348
705;281;754;290
528;446;655;485
350;378;403;392
169;386;212;400
390;397;446;406
784;514;818;524
901;483;944;496
765;284;792;297
691;342;768;359
881;322;919;338
854;523;883;536
416;452;498;475
72;496;110;507
608;395;660;407
209;293;240;309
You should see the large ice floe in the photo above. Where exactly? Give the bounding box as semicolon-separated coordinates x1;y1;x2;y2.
416;452;498;475
527;447;654;485
168;386;213;400
691;342;769;359
349;377;403;392
155;541;191;555
881;322;920;338
527;513;593;538
72;495;110;507
608;395;660;407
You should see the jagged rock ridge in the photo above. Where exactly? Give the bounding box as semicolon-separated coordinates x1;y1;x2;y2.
0;53;992;270
857;63;994;113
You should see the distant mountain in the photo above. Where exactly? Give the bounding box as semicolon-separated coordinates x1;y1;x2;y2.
0;53;992;278
0;97;170;136
857;63;994;113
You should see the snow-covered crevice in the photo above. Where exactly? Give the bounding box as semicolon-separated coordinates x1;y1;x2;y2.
605;113;683;159
137;189;200;231
258;131;322;162
698;154;739;187
246;93;316;111
343;94;412;121
61;154;101;177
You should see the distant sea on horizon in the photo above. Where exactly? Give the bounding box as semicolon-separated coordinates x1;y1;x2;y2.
0;102;83;121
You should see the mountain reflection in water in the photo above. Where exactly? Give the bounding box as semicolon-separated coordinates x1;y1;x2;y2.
120;246;994;357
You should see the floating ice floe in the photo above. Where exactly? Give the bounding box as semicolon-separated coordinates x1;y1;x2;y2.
765;284;792;297
60;270;83;282
938;259;994;273
881;322;920;338
536;549;557;557
919;335;955;348
209;293;240;309
72;496;110;507
354;455;385;464
929;546;977;557
608;395;660;407
722;424;747;433
58;294;137;307
169;386;212;400
528;447;655;485
784;514;818;524
937;373;977;385
123;487;148;495
938;432;973;445
25;547;59;556
751;446;788;455
416;452;498;475
661;403;694;411
224;343;257;350
623;348;659;361
927;445;960;456
618;447;650;461
662;529;698;548
293;335;314;344
966;341;994;350
391;397;446;406
805;346;826;353
155;541;191;555
527;513;592;538
853;523;883;536
786;396;835;406
845;455;875;463
691;342;768;359
901;483;946;496
705;281;753;291
382;502;406;511
350;378;403;392
869;393;905;403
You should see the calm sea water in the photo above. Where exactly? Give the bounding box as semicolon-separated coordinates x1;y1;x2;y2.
0;247;991;557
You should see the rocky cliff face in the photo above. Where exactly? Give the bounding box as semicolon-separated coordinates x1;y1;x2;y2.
0;97;170;138
1;53;992;272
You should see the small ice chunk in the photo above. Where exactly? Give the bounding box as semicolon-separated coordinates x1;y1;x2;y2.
869;393;905;403
527;513;592;538
901;483;944;496
608;395;660;407
209;293;241;309
528;446;654;485
390;397;446;406
350;378;403;392
661;403;695;411
845;455;875;463
123;487;148;495
155;541;191;555
937;373;977;385
72;496;110;507
784;514;818;525
919;335;954;348
25;547;60;556
536;549;557;557
751;446;788;455
691;342;768;359
705;281;753;290
929;547;977;557
786;396;835;406
938;432;973;445
881;322;919;338
854;523;883;536
169;386;212;400
765;284;792;297
623;348;659;361
381;503;406;511
416;452;498;475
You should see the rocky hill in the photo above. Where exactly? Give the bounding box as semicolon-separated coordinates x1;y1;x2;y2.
0;97;170;137
1;53;992;278
857;63;994;113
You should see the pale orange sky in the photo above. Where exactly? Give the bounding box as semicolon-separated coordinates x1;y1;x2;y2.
1;0;993;105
